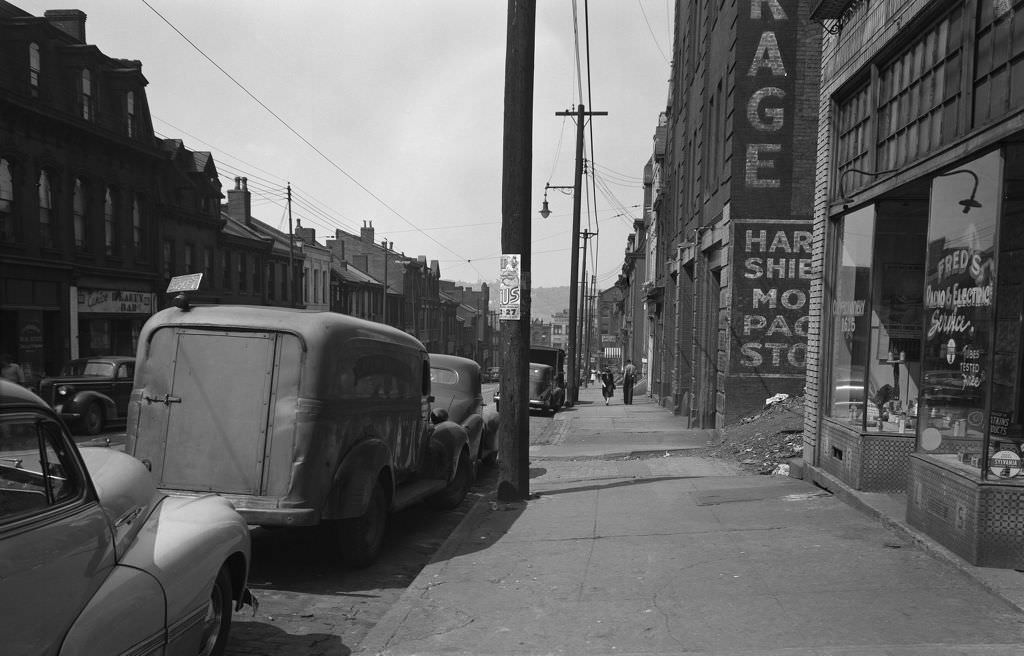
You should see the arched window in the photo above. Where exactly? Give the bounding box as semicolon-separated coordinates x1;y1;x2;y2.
0;159;13;242
29;43;40;95
38;170;53;248
80;69;92;120
104;187;116;255
73;178;87;249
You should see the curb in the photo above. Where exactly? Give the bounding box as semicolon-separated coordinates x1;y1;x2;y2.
355;487;503;656
805;463;1024;614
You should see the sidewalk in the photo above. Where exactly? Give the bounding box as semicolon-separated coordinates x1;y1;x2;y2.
356;387;1024;656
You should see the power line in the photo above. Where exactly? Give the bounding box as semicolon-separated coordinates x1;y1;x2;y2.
638;0;670;63
141;0;483;280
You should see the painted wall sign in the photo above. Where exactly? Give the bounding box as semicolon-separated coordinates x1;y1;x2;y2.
731;219;812;376
498;254;521;321
731;0;797;217
78;288;156;314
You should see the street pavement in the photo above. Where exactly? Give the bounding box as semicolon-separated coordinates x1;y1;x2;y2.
356;385;1024;656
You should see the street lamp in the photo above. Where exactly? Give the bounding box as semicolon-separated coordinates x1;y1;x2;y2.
539;183;573;219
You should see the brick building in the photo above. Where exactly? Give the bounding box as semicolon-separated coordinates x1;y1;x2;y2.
619;0;821;426
805;0;1024;568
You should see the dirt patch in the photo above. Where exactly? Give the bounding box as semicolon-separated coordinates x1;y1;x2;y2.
688;395;806;474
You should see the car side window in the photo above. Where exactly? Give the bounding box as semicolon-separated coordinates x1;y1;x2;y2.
0;415;81;521
117;363;134;379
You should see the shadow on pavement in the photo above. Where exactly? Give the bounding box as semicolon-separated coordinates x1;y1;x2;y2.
230;620;349;656
535;474;704;497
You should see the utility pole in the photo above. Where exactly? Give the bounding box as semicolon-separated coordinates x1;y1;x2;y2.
585;272;596;382
578;228;596;388
556;105;606;405
497;0;535;502
287;183;295;307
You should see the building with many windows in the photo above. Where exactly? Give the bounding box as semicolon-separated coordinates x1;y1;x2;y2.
0;4;166;382
805;0;1024;568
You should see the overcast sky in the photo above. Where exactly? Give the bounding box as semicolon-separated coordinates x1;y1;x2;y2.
45;1;673;290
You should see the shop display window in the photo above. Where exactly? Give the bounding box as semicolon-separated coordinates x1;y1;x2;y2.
827;199;928;433
826;206;874;428
917;149;1002;472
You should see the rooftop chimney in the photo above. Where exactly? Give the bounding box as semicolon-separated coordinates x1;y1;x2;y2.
44;10;86;43
226;176;252;225
360;220;375;244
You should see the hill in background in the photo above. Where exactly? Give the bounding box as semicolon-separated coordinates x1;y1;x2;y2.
456;282;570;322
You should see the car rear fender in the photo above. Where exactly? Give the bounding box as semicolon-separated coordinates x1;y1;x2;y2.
70;390;117;418
118;494;252;634
59;565;166;656
430;420;470;482
324;439;393;520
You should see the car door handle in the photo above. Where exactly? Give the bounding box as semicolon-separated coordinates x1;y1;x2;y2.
143;393;182;405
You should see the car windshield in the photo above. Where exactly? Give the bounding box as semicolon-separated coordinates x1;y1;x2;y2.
430;368;459;386
81;362;115;377
529;366;548;380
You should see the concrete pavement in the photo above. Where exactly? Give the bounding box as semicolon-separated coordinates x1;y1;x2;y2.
357;385;1024;656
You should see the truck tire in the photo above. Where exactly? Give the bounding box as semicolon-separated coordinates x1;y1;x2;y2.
426;447;471;510
338;481;388;568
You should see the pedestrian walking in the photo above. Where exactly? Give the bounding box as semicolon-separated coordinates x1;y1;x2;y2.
622;359;637;405
600;367;615;405
1;354;25;386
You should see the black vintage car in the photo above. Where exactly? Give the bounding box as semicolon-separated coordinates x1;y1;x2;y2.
492;362;565;416
37;356;135;435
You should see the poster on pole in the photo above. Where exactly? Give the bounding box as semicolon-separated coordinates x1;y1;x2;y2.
499;254;521;321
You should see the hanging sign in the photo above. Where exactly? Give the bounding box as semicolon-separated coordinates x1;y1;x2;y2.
498;254;521;321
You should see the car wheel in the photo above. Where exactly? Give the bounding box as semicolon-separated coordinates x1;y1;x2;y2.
338;481;388;568
198;565;233;656
427;447;471;510
81;402;103;436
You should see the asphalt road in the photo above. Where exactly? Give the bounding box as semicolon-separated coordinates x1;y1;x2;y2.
79;384;563;655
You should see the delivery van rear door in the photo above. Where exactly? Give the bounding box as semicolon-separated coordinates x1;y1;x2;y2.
135;329;277;494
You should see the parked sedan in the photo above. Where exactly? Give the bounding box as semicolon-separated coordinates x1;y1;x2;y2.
430;354;498;466
0;379;255;655
38;356;135;435
492;362;565;416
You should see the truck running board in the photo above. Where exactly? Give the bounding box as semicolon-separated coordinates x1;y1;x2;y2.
392;479;448;512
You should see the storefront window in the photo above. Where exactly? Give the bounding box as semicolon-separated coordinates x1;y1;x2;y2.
827;198;929;433
827;206;874;428
865;201;928;434
918;150;1001;458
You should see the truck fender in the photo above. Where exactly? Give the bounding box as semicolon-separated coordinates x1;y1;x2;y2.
461;413;484;461
324;439;393;520
72;390;117;418
480;406;500;456
59;565;165;656
430;420;470;482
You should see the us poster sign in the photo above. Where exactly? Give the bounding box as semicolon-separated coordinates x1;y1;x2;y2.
499;254;521;321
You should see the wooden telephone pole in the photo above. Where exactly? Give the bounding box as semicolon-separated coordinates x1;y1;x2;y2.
556;105;606;405
497;0;536;501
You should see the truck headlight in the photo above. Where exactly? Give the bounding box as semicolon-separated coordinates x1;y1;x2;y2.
56;385;70;396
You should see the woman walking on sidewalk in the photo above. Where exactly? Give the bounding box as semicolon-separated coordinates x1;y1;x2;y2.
600;367;615;405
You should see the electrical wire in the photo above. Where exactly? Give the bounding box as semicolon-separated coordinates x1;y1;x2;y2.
141;0;483;281
638;0;670;63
